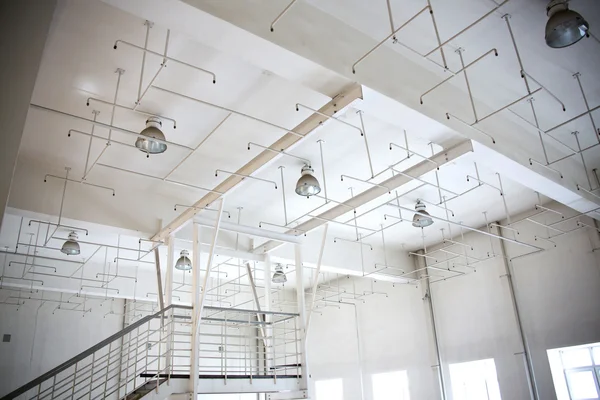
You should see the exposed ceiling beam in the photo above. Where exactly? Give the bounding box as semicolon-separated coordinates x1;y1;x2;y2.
151;83;363;242
253;140;474;254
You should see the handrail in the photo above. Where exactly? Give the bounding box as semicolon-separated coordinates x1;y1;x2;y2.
0;304;191;400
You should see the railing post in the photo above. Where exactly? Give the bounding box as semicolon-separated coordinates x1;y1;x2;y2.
104;342;112;398
71;361;78;398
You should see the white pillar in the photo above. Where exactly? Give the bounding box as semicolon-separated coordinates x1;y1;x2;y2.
165;234;174;307
189;223;201;393
0;0;57;230
294;244;310;393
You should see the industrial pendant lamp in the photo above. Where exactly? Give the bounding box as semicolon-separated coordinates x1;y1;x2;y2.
135;117;167;155
545;0;589;48
272;264;287;283
61;231;81;255
175;250;192;271
295;165;321;197
412;200;434;228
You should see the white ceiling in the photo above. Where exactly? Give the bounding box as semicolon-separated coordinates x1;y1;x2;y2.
9;0;566;267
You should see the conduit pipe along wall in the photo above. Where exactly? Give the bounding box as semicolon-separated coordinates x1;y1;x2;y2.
254;140;474;254
414;249;447;400
151;83;363;242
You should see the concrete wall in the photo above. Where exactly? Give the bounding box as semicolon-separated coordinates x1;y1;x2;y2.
0;295;124;397
306;202;600;400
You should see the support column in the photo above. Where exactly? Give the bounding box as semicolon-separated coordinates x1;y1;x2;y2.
294;244;310;394
264;255;272;375
190;198;225;395
189;223;201;394
0;0;57;229
165;234;174;373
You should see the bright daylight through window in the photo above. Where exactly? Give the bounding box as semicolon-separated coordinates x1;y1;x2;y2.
372;370;410;400
449;358;502;400
548;343;600;400
315;378;343;400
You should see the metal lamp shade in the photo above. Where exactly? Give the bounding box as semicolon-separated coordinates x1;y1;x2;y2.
295;165;321;197
272;265;287;283
546;1;589;48
175;250;192;271
61;232;81;255
135;118;167;154
412;201;434;228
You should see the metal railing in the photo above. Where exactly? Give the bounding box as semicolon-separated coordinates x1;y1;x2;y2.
1;305;191;400
1;305;302;400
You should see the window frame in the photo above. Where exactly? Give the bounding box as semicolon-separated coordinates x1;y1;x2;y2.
559;345;600;400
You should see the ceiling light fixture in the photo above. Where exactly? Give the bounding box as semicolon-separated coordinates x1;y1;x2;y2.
272;264;287;283
545;0;589;48
412;200;434;228
175;250;192;271
135;117;167;155
61;231;81;255
295;165;321;197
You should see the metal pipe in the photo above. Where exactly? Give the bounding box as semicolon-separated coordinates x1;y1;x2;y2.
86;97;177;129
296;103;363;136
215;169;278;189
546;104;600;135
44;174;115;196
572;131;593;190
420;48;498;104
577;184;600;202
341;174;389;191
270;0;298;32
446;112;496;144
29;104;194;151
496;224;539;400
356;110;375;178
424;0;510;57
419;198;455;217
387;202;542;250
317;139;328;202
247;142;311;166
258;221;306;235
97;163;223;195
520;70;566;112
390;168;458;195
83;110;100;178
174;204;230;218
457;48;478;122
153;86;308;139
333;236;373;250
114;40;216;84
352;5;431;73
573;73;600;143
389;142;440;169
528;158;563;179
475;87;542;125
426;0;448;69
279;166;288;225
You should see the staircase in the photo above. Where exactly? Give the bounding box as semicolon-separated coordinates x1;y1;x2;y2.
0;305;306;400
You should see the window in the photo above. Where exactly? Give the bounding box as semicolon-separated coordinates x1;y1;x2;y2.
548;343;600;400
372;370;410;400
449;358;502;400
315;378;343;400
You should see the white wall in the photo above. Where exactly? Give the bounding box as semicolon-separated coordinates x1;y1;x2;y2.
306;202;600;400
0;294;124;397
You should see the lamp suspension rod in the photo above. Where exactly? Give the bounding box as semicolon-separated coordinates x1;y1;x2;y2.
573;73;600;143
356;110;375;178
